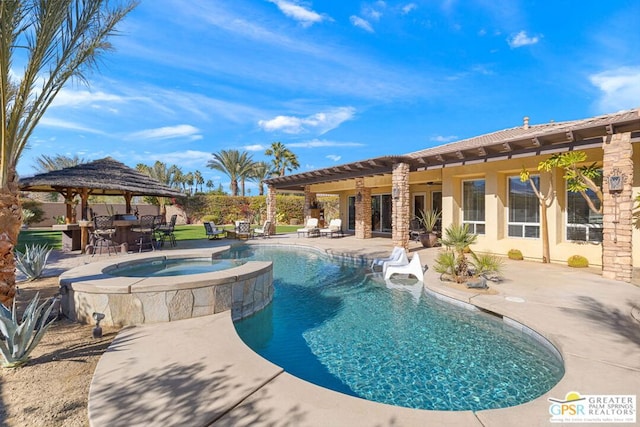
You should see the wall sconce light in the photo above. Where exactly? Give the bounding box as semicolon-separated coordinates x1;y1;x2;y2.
392;185;400;200
356;192;362;203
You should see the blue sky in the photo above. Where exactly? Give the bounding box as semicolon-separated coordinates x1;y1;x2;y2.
21;0;640;193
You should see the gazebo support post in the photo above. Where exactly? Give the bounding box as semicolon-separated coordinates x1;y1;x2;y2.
124;192;133;214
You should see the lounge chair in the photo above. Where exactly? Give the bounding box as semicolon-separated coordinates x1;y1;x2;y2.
371;246;405;271
384;253;426;282
319;219;343;238
253;220;272;238
381;250;409;275
297;218;319;237
203;221;225;239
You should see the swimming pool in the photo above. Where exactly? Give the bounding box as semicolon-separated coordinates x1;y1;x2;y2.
230;246;564;411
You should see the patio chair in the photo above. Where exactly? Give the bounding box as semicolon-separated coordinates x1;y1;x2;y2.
131;215;156;252
204;221;225;239
253;220;272;238
319;219;343;238
384;253;425;282
236;221;252;239
91;215;118;256
297;218;319;237
409;218;425;242
156;214;177;247
370;246;405;271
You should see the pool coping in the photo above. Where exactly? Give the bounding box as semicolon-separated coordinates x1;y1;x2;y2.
86;239;640;426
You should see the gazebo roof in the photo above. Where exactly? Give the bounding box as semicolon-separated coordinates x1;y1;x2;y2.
19;157;184;198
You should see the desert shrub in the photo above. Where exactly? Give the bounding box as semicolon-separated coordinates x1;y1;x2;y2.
20;199;45;225
433;250;457;281
567;255;589;268
507;249;524;260
470;252;504;280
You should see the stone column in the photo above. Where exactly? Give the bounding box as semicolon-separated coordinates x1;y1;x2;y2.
303;185;316;220
392;162;410;250
602;132;633;282
266;184;277;234
355;178;372;239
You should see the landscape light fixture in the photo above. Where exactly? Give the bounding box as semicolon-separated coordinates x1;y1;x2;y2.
92;312;105;338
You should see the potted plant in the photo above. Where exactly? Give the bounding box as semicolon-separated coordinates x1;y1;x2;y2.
417;209;441;248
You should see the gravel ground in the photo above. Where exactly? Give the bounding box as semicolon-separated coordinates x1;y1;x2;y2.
0;276;119;427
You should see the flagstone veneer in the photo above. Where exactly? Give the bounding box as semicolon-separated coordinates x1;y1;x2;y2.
59;251;273;327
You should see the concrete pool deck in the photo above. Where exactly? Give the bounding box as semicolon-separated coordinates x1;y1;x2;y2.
47;233;640;426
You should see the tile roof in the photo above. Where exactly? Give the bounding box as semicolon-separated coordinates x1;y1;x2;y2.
407;108;639;159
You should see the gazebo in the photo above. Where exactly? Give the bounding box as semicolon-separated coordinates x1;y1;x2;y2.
19;157;184;251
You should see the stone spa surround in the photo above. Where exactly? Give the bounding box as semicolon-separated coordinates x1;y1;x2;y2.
59;248;273;327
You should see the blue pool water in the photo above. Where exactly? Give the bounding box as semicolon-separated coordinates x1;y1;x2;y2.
229;246;564;411
108;258;245;277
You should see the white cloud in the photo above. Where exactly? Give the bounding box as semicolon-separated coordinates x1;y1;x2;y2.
430;135;458;142
244;144;266;151
258;107;356;135
39;117;107;135
350;16;374;33
326;154;341;162
402;3;417;14
589;66;640;112
51;88;129;108
288;139;365;148
268;0;327;27
507;31;540;48
127;124;202;141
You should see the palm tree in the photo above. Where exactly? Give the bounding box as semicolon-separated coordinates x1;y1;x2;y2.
0;0;137;306
438;224;478;281
237;156;255;197
205;179;214;192
136;161;181;219
265;141;300;176
250;161;272;195
33;154;87;173
194;170;204;193
207;149;253;196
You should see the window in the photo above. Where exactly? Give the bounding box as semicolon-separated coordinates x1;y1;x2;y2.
462;180;485;234
508;176;540;238
566;180;603;243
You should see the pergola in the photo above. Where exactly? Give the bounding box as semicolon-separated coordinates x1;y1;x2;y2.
19;157;184;222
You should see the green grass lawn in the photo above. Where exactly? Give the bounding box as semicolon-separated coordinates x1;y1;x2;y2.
16;229;62;252
17;223;301;250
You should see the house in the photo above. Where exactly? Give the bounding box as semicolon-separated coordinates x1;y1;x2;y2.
265;108;640;283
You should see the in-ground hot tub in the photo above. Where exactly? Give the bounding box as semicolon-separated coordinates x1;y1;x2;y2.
59;247;273;327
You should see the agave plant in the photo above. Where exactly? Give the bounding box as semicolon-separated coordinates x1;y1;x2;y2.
15;244;52;281
0;293;58;368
